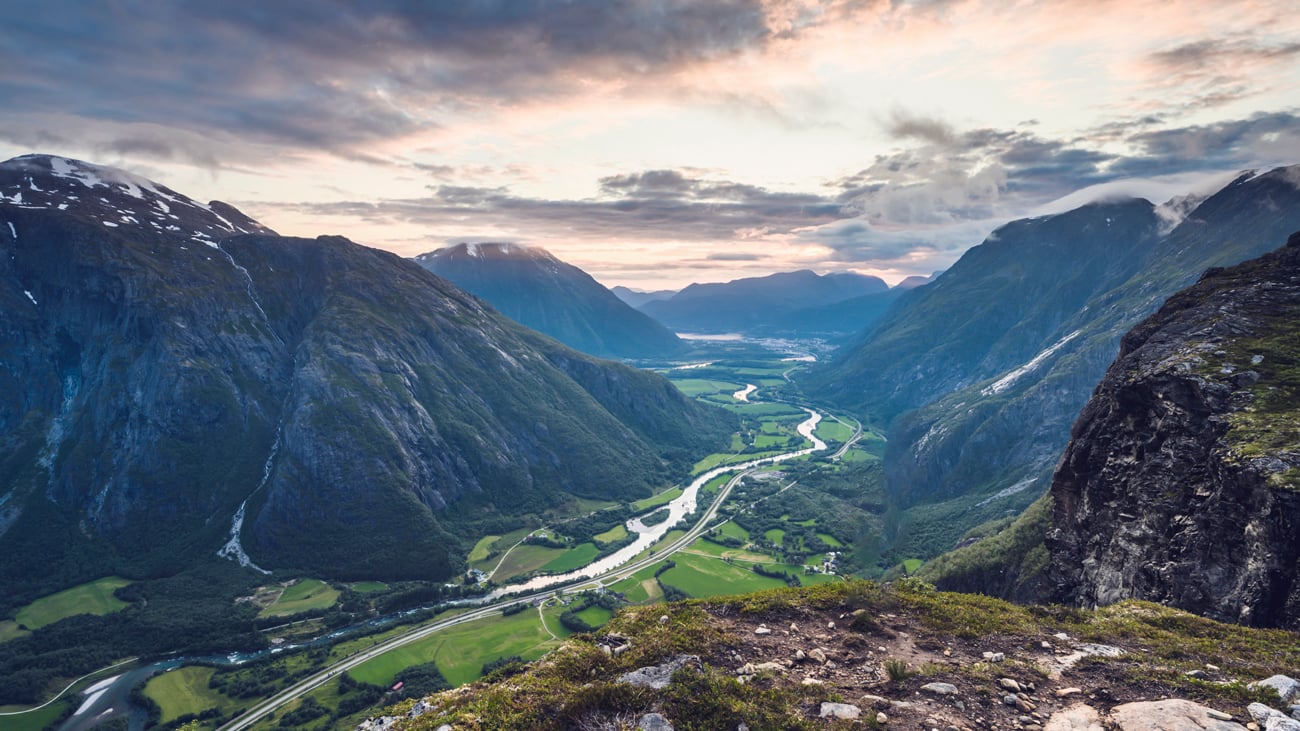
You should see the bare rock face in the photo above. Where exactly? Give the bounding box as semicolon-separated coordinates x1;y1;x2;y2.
1047;233;1300;628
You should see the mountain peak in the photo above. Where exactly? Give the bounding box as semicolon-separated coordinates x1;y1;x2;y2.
0;152;273;241
422;242;555;262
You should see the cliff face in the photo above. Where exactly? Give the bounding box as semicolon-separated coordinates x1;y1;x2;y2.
1047;233;1300;628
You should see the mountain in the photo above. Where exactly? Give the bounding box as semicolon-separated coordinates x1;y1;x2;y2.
639;269;890;335
1048;233;1300;628
611;285;677;309
414;243;686;359
0;155;733;604
805;168;1300;562
895;272;938;289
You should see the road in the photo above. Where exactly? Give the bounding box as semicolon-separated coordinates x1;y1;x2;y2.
221;416;824;731
830;416;864;460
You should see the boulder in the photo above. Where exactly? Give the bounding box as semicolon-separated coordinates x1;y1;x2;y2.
920;682;959;696
617;655;701;690
638;713;675;731
1045;704;1104;731
1110;699;1246;730
819;702;861;720
1252;676;1300;705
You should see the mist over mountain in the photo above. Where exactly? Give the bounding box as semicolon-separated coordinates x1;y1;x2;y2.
0;155;732;603
414;243;686;360
806;167;1300;558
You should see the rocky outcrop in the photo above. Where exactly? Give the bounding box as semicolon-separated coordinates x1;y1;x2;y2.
1048;233;1300;628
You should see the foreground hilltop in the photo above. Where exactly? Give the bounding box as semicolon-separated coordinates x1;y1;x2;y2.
365;581;1300;731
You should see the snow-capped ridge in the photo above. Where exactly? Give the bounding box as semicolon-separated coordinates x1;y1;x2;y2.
0;153;274;241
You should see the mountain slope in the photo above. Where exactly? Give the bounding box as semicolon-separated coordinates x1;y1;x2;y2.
414;243;685;359
804;168;1300;563
0;155;733;603
1048;233;1300;628
640;269;889;335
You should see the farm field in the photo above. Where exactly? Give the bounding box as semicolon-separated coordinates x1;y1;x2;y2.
144;666;237;724
259;579;340;618
348;606;569;688
13;576;132;630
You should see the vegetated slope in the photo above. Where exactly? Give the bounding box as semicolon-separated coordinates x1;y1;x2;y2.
1047;233;1300;628
804;169;1300;564
414;243;685;359
371;581;1300;731
640;269;889;335
0;155;733;608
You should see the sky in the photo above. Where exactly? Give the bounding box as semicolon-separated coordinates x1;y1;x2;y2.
2;1;1299;289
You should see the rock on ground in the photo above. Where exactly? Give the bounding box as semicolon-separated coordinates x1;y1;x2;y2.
1110;699;1247;731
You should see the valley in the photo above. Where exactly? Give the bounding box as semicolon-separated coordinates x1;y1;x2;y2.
0;337;894;731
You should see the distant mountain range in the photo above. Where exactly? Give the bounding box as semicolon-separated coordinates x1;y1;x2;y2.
638;269;897;336
414;243;686;360
807;166;1300;559
0;155;732;604
611;285;677;309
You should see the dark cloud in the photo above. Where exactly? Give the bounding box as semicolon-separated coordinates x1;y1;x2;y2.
1112;111;1300;177
263;168;848;243
0;1;773;155
885;110;957;147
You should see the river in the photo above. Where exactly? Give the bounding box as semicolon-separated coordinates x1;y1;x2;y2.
54;408;827;730
484;408;825;599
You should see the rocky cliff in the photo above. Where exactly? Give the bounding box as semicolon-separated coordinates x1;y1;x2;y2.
1048;232;1300;628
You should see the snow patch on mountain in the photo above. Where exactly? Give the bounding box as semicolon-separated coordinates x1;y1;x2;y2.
982;330;1083;396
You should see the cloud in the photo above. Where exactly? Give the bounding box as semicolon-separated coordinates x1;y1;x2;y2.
263;168;848;244
1138;34;1300;113
0;1;780;155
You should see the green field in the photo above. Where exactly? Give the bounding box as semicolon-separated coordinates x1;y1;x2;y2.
13;576;132;630
687;539;771;563
469;527;534;573
657;552;792;598
608;563;665;604
814;420;855;443
259;579;340;618
764;528;785;546
574;605;613;628
491;543;568;581
903;558;925;574
593;524;628;544
0;700;70;731
468;534;500;563
349;607;566;687
144;666;237;724
837;447;877;463
817;533;844;548
539;542;601;573
350;581;389;593
715;521;749;541
669;378;741;396
632;486;683;511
